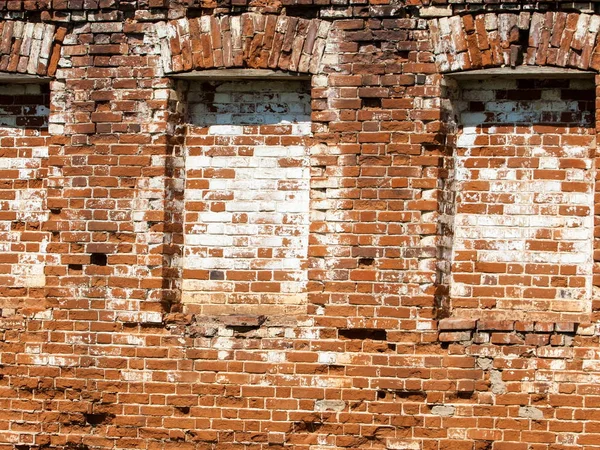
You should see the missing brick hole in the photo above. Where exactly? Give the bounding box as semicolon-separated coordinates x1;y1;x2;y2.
83;412;114;426
293;420;323;433
65;445;90;450
188;7;222;18
457;391;475;400
22;11;43;22
393;390;427;401
200;82;216;94
447;390;476;401
68;264;83;272
377;390;387;399
284;6;318;19
90;253;107;266
362;98;382;108
475;441;493;450
176;406;190;414
358;257;375;267
339;328;387;341
397;50;410;60
359;41;382;51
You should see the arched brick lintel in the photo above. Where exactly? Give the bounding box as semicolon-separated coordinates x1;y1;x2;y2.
0;21;66;78
158;14;331;75
430;12;600;73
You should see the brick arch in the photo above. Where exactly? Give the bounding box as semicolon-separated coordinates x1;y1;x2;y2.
0;21;66;78
430;12;600;73
158;13;331;75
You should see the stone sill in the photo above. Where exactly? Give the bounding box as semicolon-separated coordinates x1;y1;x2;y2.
171;69;311;81
445;66;596;80
0;73;51;84
450;1;596;14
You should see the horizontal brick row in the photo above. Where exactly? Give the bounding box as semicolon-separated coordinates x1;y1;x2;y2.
439;317;593;333
0;0;593;14
0;0;403;10
157;14;331;74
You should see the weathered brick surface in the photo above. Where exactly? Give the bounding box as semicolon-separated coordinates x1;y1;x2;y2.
1;2;600;450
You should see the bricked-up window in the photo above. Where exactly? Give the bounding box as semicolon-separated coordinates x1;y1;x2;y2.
0;83;50;304
182;79;311;315
447;77;595;321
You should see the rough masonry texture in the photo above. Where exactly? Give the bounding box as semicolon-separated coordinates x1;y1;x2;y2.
4;0;600;449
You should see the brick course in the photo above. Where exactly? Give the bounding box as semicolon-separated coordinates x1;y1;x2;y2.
1;1;600;450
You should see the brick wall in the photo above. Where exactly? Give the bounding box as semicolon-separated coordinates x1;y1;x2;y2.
1;2;600;450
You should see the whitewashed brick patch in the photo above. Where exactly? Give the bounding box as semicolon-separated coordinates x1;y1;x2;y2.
182;80;311;308
0;84;49;293
449;78;595;318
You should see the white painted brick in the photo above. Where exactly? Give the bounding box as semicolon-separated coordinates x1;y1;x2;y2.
254;146;288;157
185;155;211;168
226;202;259;212
208;125;244;135
256;158;277;168
197;212;233;223
291;123;312;135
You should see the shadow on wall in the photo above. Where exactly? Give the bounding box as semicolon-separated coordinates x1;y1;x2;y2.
457;78;595;128
0;84;50;130
188;80;312;127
